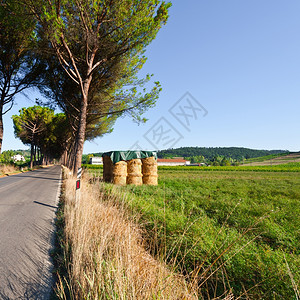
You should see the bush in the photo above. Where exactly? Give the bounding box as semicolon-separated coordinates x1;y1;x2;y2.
0;150;15;164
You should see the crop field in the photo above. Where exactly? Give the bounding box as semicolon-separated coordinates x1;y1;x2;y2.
242;152;300;166
85;164;300;298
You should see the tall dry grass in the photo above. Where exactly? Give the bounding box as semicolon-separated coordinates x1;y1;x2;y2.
57;170;197;299
0;164;18;175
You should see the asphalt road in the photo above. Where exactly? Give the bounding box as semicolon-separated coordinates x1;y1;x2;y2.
0;165;61;300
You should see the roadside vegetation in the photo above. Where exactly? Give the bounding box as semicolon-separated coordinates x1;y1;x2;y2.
0;150;28;175
82;163;300;298
0;149;55;176
54;169;198;299
0;164;19;176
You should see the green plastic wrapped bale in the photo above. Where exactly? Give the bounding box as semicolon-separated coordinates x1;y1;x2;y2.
102;151;157;164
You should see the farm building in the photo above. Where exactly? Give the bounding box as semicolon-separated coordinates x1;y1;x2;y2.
89;157;103;164
157;158;190;166
12;154;25;162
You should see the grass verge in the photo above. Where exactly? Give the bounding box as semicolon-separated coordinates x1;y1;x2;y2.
53;168;198;299
85;165;300;298
0;164;20;176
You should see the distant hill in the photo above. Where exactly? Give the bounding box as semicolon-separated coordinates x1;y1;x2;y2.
157;147;288;161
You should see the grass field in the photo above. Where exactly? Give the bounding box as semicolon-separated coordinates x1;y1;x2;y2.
85;164;300;298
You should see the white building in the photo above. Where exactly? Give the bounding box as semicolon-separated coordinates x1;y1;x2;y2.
12;154;25;162
157;158;190;166
89;157;103;165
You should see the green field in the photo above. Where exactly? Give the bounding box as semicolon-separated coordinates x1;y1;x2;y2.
86;164;300;298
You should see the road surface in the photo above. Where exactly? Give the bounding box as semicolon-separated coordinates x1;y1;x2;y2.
0;165;61;299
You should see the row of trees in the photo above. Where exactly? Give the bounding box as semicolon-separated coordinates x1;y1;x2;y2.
0;149;30;164
1;0;171;174
12;106;67;168
186;155;239;166
158;147;288;161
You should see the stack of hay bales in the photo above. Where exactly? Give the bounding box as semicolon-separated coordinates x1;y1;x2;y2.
127;159;143;185
103;153;158;186
142;156;158;185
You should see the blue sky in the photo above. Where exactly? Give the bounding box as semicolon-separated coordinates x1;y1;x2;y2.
2;0;300;153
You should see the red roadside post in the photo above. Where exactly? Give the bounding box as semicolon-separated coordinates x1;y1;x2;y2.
76;179;80;190
75;168;82;205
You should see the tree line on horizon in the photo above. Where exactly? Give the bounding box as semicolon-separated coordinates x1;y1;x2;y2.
157;147;289;163
0;0;171;174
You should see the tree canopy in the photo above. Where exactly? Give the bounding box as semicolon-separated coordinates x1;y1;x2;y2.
0;0;42;153
12;106;67;168
25;0;171;173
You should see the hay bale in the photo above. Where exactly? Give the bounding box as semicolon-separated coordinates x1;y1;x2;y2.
112;161;127;185
113;175;127;186
103;158;127;185
127;159;143;185
142;163;157;175
113;161;127;175
143;175;158;185
103;173;112;182
127;159;142;174
142;156;156;165
103;156;113;182
127;174;143;185
142;157;158;185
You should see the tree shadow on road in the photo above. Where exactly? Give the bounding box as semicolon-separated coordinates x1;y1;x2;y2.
34;201;58;210
0;219;57;299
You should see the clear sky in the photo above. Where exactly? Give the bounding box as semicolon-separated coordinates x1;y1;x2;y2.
2;0;300;153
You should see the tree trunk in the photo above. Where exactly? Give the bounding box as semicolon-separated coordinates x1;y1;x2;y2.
37;148;40;164
62;149;68;166
0;106;3;154
30;140;34;169
73;95;88;175
72;76;92;175
34;144;37;166
67;141;75;169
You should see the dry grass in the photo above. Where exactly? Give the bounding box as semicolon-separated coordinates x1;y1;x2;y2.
57;170;197;299
0;164;19;175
